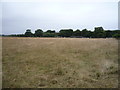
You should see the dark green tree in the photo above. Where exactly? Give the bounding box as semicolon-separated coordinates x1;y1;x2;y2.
43;30;57;37
105;30;113;38
35;29;43;37
113;30;120;34
81;29;90;37
46;30;55;33
93;27;105;38
43;32;56;37
73;29;81;36
89;31;94;38
59;29;73;37
25;29;33;37
112;33;120;38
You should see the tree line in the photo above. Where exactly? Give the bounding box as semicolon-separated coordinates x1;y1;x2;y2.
3;27;120;38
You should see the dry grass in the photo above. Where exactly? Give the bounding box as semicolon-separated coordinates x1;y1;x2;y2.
2;37;118;88
0;37;2;89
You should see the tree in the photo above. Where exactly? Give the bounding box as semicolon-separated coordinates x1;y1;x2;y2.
81;29;90;37
43;32;56;37
59;29;73;37
112;33;120;38
73;29;81;36
89;31;94;38
43;30;57;37
35;29;43;37
93;27;105;38
25;29;33;37
105;30;113;38
46;30;55;33
113;30;120;34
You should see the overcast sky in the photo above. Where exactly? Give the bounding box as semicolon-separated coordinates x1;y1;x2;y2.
2;0;119;34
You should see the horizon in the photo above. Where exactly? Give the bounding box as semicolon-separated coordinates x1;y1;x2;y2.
2;0;119;34
1;27;120;35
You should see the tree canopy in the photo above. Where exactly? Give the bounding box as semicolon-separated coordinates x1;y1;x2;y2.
25;29;33;37
35;29;43;37
59;29;73;37
4;27;120;38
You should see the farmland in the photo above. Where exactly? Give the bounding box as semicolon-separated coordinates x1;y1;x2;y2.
2;37;118;88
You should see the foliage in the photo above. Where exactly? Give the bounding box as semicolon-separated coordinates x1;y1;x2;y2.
3;27;120;38
35;29;43;37
25;29;34;37
43;32;56;37
112;33;120;38
105;30;114;38
73;29;81;36
59;29;73;37
81;29;91;38
93;27;106;38
46;30;55;33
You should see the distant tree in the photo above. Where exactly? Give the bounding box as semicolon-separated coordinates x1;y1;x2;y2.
105;30;113;38
43;32;56;37
46;30;55;33
81;29;90;37
59;29;73;37
9;27;120;38
8;34;17;37
112;33;120;38
113;30;120;34
73;29;81;36
16;34;25;37
93;27;105;38
89;31;94;38
35;29;43;37
25;29;34;37
55;32;60;37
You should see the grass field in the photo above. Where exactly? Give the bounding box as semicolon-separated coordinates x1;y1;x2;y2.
2;37;118;88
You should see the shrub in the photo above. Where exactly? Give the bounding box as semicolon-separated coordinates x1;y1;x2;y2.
112;33;120;38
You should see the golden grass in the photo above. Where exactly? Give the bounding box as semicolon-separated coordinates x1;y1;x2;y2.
2;37;118;88
0;37;2;89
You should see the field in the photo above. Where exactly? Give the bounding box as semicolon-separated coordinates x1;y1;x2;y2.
2;37;118;88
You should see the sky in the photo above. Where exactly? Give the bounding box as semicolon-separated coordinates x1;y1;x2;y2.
1;0;119;35
118;1;120;30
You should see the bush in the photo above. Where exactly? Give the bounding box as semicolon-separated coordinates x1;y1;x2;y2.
43;33;56;37
112;34;120;38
